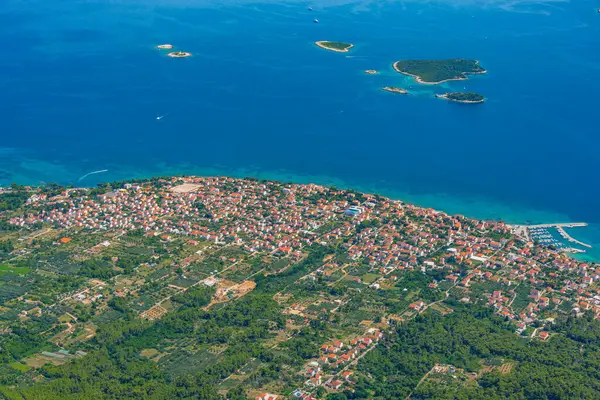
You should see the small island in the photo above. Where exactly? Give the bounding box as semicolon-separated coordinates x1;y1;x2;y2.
393;59;486;84
156;44;173;50
382;86;408;94
436;92;484;104
364;70;379;75
167;51;192;58
315;41;354;53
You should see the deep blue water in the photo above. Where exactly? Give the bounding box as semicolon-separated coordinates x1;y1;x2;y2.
1;0;600;259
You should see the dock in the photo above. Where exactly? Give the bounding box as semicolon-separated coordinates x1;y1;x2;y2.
556;226;592;248
519;223;587;229
562;247;586;254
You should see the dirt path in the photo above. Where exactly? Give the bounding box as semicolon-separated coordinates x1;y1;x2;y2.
406;365;436;399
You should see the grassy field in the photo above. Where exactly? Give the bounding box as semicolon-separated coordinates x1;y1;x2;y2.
140;348;160;359
430;302;454;315
362;273;380;284
0;264;30;276
8;362;31;373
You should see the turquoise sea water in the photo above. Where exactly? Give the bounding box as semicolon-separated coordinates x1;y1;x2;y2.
1;0;600;260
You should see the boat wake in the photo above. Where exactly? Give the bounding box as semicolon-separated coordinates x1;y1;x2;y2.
78;169;108;182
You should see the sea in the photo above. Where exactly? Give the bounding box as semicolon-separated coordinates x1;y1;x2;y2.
1;0;600;260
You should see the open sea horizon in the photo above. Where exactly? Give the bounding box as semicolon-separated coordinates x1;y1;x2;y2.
1;0;599;260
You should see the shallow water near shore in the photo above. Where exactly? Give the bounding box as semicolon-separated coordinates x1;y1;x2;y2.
1;0;599;259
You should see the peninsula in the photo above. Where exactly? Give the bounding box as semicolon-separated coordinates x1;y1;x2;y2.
436;92;484;104
167;51;192;58
314;41;353;53
156;44;173;50
382;86;408;94
393;59;486;84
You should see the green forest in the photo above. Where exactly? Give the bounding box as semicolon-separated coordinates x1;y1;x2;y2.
5;300;600;399
342;308;600;399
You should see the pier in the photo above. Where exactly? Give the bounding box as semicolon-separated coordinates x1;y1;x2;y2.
556;226;592;248
562;247;586;254
519;223;587;229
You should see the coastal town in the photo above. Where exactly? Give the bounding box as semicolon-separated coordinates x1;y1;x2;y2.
1;176;599;398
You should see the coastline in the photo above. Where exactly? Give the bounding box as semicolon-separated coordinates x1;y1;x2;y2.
314;41;354;53
392;61;487;85
2;162;599;261
0;162;587;227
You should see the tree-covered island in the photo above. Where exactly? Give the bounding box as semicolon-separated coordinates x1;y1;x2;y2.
167;51;192;58
314;41;354;52
393;59;486;84
437;92;485;104
382;86;408;94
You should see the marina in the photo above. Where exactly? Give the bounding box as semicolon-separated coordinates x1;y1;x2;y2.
511;223;592;254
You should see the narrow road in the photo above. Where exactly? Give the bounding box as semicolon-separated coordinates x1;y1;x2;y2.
406;365;436;400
